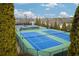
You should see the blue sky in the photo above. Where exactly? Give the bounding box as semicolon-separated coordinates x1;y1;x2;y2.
14;3;78;18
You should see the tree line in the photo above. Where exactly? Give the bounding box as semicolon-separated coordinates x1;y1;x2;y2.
35;18;71;32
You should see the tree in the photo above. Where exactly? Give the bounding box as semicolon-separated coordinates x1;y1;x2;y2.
54;21;58;29
0;3;17;55
68;6;79;56
35;17;41;26
50;23;53;29
40;20;44;26
41;21;46;27
61;22;67;31
66;24;71;32
57;23;60;30
35;17;39;25
38;18;41;26
24;14;27;25
46;19;49;29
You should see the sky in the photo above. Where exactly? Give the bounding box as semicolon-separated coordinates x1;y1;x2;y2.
14;3;78;18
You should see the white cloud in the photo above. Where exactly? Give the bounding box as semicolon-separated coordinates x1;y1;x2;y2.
58;11;70;18
41;3;58;11
14;9;25;18
23;11;36;18
41;3;58;7
14;9;36;18
14;9;46;19
45;8;50;10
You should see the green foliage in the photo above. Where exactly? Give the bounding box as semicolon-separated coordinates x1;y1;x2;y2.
0;3;17;55
54;21;58;29
68;6;79;56
61;22;67;31
66;24;71;32
57;24;60;30
41;21;46;27
46;19;49;29
50;23;54;29
35;18;43;26
35;18;38;25
35;18;41;26
38;18;41;26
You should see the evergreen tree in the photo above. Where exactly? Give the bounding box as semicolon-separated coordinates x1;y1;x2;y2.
57;24;60;30
68;6;79;56
61;22;67;31
50;23;54;29
40;21;42;26
42;21;46;27
46;19;49;29
54;21;58;29
0;3;17;55
35;18;38;25
38;18;41;26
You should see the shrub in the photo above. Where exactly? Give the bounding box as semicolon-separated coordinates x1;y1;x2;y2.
68;6;79;56
0;3;17;56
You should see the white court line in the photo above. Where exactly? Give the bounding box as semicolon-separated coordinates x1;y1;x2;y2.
26;34;51;50
27;37;41;51
24;32;54;50
35;37;50;44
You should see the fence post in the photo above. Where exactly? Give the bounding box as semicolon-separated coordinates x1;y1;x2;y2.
62;48;63;56
37;50;39;56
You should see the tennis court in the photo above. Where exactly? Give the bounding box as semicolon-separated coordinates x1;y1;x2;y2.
21;32;62;51
43;30;70;41
16;26;70;55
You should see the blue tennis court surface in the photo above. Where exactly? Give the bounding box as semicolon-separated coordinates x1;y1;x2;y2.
21;32;43;38
44;30;70;41
21;32;62;51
